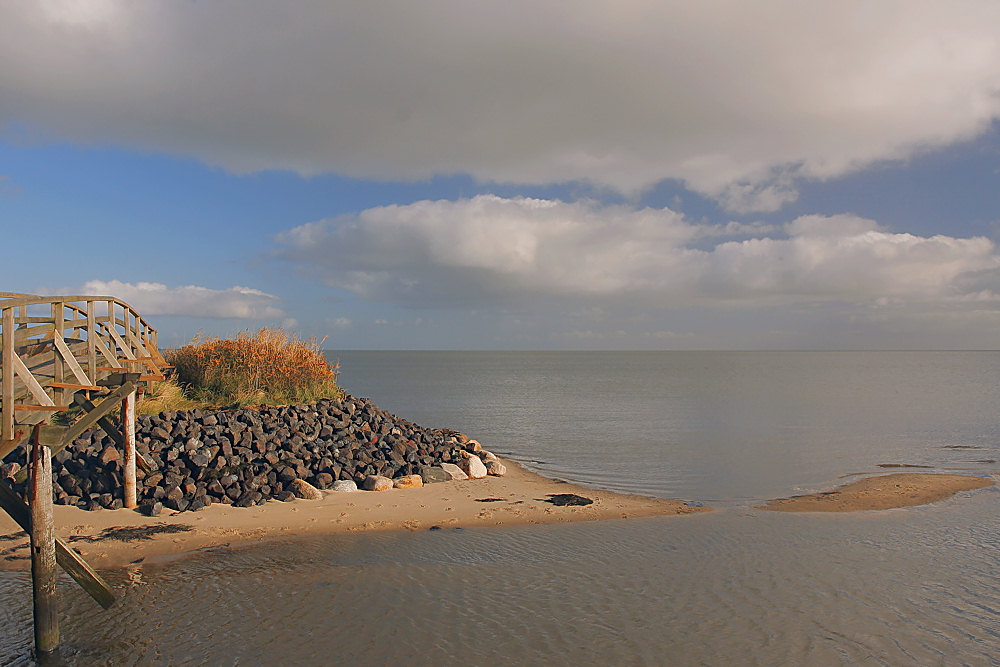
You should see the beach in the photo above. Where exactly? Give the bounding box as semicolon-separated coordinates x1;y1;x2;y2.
0;457;704;569
2;463;994;570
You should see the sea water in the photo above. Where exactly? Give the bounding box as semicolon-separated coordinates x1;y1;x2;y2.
1;351;998;665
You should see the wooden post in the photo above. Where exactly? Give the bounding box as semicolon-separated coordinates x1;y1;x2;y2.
29;431;59;656
121;388;137;509
52;303;65;407
87;301;96;386
2;307;13;443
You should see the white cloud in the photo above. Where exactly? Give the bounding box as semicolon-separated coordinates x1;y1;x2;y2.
276;196;1000;314
327;317;352;330
2;2;999;210
77;280;285;318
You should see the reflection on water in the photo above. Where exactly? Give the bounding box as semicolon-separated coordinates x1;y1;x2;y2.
1;352;999;664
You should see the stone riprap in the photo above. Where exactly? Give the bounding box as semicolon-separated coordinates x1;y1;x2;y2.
1;394;504;513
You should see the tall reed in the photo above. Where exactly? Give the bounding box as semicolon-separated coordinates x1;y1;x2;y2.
167;328;341;406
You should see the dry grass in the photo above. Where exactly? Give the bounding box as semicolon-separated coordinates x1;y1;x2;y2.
139;379;197;415
166;328;341;407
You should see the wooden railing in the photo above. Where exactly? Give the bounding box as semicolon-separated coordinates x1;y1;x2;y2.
0;292;169;451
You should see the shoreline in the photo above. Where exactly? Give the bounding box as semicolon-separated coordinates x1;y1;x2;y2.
0;458;705;570
1;465;994;570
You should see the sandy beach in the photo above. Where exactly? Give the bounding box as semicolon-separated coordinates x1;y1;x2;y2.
2;464;994;570
0;458;705;570
760;472;995;512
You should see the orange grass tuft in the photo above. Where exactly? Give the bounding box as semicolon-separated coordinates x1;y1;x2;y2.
166;328;341;406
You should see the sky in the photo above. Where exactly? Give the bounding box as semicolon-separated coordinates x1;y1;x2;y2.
1;1;1000;350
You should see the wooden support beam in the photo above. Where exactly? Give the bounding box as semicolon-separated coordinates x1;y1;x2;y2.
52;331;94;387
87;301;96;387
52;302;66;406
92;335;122;370
11;383;135;485
13;405;71;412
106;325;136;361
12;351;55;407
70;389;152;475
29;433;59;656
0;480;116;609
121;389;137;509
2;307;13;443
48;382;102;391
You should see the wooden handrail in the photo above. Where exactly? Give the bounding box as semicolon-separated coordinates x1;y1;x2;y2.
0;293;165;442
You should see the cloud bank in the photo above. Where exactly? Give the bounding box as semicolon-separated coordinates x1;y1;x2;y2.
276;196;1000;315
78;280;285;319
3;1;1000;210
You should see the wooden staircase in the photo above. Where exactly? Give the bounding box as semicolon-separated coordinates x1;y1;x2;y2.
0;292;173;630
1;292;171;458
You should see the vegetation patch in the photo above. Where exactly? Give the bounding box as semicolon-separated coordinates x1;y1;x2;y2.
167;328;342;408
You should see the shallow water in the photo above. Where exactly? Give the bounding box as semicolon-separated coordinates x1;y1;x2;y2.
1;351;998;665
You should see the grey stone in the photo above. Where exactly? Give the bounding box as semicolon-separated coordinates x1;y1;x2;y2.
485;460;507;477
331;479;358;492
461;455;488;479
439;462;469;481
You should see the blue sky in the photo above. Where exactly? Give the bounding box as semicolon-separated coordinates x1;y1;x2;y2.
2;2;1000;349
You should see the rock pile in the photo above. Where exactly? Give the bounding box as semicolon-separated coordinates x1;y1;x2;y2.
1;394;505;513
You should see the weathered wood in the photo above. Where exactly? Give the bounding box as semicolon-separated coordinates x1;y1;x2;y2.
69;388;152;474
87;301;96;386
0;428;26;460
2;307;13;442
52;303;66;406
51;331;93;388
11;383;136;485
122;389;137;509
48;382;102;391
92;334;122;369
13;405;70;412
0;480;116;609
106;325;136;361
11;351;55;406
29;437;59;655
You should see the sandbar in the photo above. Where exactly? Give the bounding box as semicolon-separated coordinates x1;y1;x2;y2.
0;458;705;570
760;472;994;512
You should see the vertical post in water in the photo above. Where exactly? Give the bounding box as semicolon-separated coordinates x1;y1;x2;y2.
29;429;59;656
122;388;137;509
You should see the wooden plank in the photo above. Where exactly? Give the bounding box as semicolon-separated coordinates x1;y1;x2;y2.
2;307;13;442
36;425;68;446
0;480;116;609
29;437;59;655
12;351;55;406
145;339;169;367
13;405;70;412
106;326;136;360
52;303;66;406
92;334;122;369
52;331;94;387
139;375;167;383
87;301;96;387
48;382;102;391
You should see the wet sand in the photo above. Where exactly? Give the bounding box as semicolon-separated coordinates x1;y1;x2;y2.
0;459;705;570
760;473;994;512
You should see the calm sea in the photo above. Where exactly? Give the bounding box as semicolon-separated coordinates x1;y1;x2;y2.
1;351;998;665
